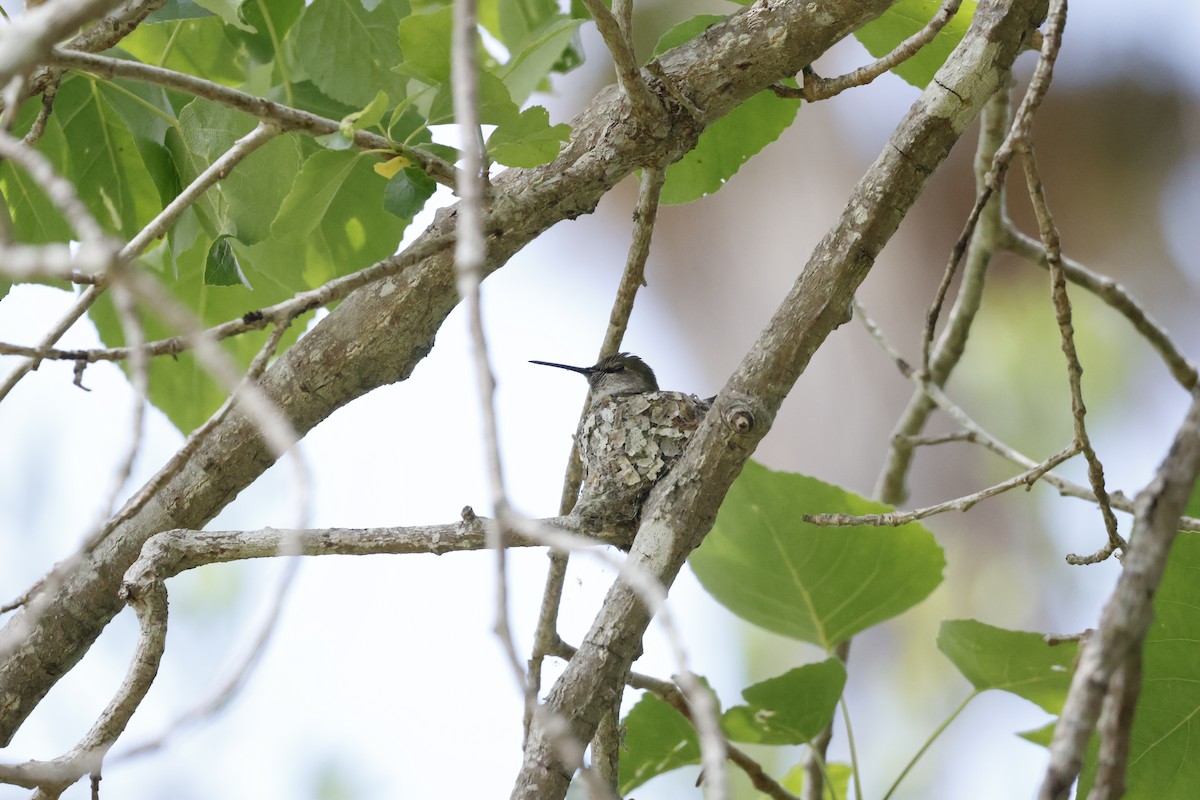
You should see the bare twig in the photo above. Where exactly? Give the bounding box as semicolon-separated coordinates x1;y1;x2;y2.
875;79;1010;504
48;49;456;187
772;0;964;102
1002;225;1198;390
1021;144;1123;561
577;0;662;124
856;300;1200;534
921;0;1051;373
808;444;1078;527
1011;0;1121;561
803;638;850;800
113;560;299;761
1039;388;1200;800
0;580;167;797
96;282;149;531
451;0;529;738
0;233;453;369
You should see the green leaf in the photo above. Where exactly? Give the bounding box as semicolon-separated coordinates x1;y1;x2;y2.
340;90;390;137
169;99;304;244
618;693;700;795
651;15;799;205
383;166;436;219
145;0;214;22
486;105;570;168
780;761;853;799
89;235;306;433
478;0;555;51
87;74;181;207
122;17;248;86
263;149;410;282
650;13;724;56
497;15;583;104
659;87;798;204
425;71;520;126
0;97;73;244
854;0;977;88
689;460;945;650
54;75;161;238
721;658;846;745
396;5;453;85
232;0;305;64
1017;721;1056;748
205;234;252;287
191;0;254;30
1079;532;1200;797
937;620;1078;714
287;0;410;107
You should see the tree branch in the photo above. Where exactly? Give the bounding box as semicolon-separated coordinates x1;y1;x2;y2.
807;443;1077;527
1039;388;1200;799
875;79;1010;504
514;1;1048;797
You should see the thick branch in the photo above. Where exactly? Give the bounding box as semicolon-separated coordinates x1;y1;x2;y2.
514;1;1048;797
1039;389;1200;799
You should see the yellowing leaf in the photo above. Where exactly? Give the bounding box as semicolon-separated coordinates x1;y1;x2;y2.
373;155;413;179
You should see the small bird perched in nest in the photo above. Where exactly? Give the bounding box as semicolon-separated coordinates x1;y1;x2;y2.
531;353;711;525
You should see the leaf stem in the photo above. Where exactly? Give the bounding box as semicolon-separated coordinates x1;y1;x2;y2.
881;691;978;800
839;697;863;800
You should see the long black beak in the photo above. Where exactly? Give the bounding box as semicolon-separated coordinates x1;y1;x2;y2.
530;359;593;376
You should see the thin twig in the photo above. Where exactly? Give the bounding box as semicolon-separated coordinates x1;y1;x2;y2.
855;300;1200;536
0;579;168;796
875;80;1010;503
921;0;1052;373
803;639;850;800
1021;143;1123;559
1009;0;1120;562
772;0;964;102
577;0;661;124
95;282;148;529
112;559;300;761
1002;225;1198;390
451;0;528;722
0;233;452;369
48;49;456;187
807;444;1078;527
0;0;125;85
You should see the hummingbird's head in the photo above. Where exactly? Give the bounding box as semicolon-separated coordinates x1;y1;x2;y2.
530;352;659;403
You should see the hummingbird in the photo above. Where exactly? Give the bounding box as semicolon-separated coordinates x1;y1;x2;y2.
531;353;710;525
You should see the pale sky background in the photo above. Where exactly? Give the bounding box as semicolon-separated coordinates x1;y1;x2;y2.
2;1;1200;798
